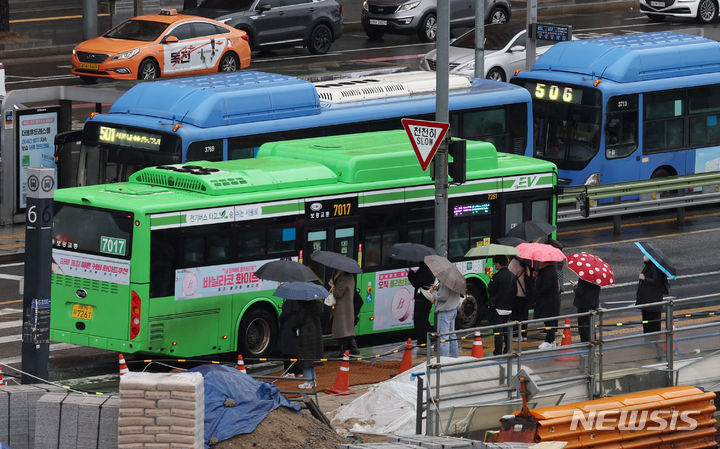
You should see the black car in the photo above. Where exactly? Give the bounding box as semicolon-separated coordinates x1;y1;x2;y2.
183;0;343;54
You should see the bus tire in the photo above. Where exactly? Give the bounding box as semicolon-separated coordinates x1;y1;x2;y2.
651;167;678;198
696;0;718;23
486;67;506;82
457;281;488;329
308;24;333;55
219;52;239;72
238;307;277;358
417;13;437;42
138;58;160;80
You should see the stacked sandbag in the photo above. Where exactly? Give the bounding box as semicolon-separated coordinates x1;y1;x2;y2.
119;372;204;449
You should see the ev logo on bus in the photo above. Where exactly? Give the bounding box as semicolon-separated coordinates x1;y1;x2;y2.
510;175;540;190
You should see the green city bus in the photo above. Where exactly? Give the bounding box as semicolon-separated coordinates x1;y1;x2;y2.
50;130;557;358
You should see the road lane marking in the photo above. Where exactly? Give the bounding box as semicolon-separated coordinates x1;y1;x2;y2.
0;308;21;315
0;300;22;306
10;14;110;24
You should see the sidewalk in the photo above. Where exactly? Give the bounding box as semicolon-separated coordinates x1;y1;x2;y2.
0;223;26;263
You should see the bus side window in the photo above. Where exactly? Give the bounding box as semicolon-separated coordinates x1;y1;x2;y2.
689;84;720;147
606;95;638;159
150;229;177;298
363;233;382;268
448;221;469;259
186;139;223;162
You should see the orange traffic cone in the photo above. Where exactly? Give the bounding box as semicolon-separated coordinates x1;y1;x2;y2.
398;338;414;374
0;362;4;385
118;353;130;376
556;318;579;362
471;331;485;358
236;354;247;373
324;350;354;395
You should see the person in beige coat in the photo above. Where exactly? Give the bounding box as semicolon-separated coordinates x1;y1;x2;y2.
328;270;359;355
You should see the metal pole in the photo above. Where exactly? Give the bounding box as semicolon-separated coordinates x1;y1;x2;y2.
588;312;596;400
416;375;424;434
134;0;144;16
21;168;55;383
474;0;485;79
434;0;450;258
525;0;537;71
665;298;674;386
82;0;98;41
597;308;604;398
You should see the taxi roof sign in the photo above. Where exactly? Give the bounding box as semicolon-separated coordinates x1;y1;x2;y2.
401;118;449;171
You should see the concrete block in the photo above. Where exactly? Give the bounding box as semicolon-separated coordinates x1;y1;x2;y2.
77;395;108;449
26;385;54;449
97;395;119;449
8;385;34;449
0;387;9;445
33;392;68;449
58;394;84;449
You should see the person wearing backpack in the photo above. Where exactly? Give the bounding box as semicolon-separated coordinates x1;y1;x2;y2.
488;256;517;355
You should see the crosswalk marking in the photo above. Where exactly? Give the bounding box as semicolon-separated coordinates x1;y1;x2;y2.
1;343;81;366
0;319;21;330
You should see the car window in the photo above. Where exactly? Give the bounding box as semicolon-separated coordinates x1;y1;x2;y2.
285;0;309;5
262;0;285;7
104;19;170;41
169;23;196;40
193;21;219;37
213;24;231;34
199;0;255;9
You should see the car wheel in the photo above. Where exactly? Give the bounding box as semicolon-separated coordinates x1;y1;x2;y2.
308;23;332;55
219;52;239;72
646;13;665;21
696;0;718;23
79;76;98;84
487;6;509;24
417;13;437;42
486;67;506;82
138;58;159;80
238;306;277;358
365;27;385;40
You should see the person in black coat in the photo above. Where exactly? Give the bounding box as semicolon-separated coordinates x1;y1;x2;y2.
488;256;516;355
534;262;560;348
277;299;304;377
572;279;601;342
408;261;436;348
294;299;324;389
635;257;669;334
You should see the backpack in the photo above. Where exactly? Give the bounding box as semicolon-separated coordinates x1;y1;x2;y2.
353;289;364;325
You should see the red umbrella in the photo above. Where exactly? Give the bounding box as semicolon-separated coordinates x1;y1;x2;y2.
515;242;566;263
566;252;615;287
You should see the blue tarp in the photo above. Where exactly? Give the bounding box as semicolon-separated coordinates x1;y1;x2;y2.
1;443;12;449
188;364;301;448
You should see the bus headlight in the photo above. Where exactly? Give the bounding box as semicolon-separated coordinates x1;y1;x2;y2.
584;173;601;185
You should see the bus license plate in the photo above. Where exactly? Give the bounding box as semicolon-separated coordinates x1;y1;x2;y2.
79;62;100;70
650;1;664;6
71;304;94;320
369;19;387;26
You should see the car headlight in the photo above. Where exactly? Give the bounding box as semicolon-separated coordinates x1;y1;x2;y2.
362;0;368;11
455;60;475;73
397;1;420;12
112;48;140;60
72;46;77;56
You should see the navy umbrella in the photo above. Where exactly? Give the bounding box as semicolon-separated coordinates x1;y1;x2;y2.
507;220;557;243
255;260;318;283
310;250;362;273
389;242;437;262
273;282;330;301
635;241;677;280
496;236;526;247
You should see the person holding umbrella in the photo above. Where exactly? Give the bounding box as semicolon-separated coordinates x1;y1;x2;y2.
422;255;466;358
508;256;531;341
567;252;615;342
488;256;516;355
328;269;360;356
534;261;561;349
634;241;675;334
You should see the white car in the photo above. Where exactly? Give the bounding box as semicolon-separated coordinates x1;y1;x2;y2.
639;0;717;24
0;61;5;97
419;22;556;82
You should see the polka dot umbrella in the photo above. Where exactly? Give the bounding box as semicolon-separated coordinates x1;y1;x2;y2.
566;252;615;287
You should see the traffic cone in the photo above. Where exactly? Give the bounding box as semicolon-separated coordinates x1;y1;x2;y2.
398;338;414;374
471;331;485;358
0;362;4;385
556;318;579;362
324;350;354;395
236;354;247;374
118;353;129;376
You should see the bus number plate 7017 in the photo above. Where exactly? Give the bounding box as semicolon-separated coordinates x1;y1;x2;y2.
71;304;94;320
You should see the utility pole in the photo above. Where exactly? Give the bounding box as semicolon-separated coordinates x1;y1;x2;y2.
474;0;485;78
526;0;537;70
434;0;450;258
82;0;98;41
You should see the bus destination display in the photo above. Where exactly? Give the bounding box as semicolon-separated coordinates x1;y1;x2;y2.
98;125;162;151
305;197;358;220
526;82;584;104
453;202;491;217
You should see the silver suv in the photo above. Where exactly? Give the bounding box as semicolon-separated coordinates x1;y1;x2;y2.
361;0;510;42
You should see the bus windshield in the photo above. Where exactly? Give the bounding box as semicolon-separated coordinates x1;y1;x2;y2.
53;203;134;259
78;122;181;185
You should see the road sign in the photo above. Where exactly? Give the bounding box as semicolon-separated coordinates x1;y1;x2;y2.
401;118;450;171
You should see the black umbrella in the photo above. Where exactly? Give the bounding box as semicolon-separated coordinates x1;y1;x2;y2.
506;220;557;242
496;236;526;247
389;242;437;262
635;241;677;279
273;282;330;301
310;250;362;274
255;260;318;283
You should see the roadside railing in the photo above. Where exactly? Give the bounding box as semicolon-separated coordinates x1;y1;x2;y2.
420;292;720;437
557;172;720;231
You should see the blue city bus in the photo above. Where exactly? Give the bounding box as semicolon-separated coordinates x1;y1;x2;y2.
65;70;534;187
511;32;720;186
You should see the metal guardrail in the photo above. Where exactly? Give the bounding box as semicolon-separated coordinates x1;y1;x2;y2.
557;172;720;224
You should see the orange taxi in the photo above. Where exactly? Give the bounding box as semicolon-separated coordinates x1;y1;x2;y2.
72;9;251;82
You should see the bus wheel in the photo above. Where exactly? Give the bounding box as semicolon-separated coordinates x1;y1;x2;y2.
457;281;487;329
651;168;679;198
238;307;277;358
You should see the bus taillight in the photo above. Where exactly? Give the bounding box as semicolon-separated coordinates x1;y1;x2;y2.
130;291;141;340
